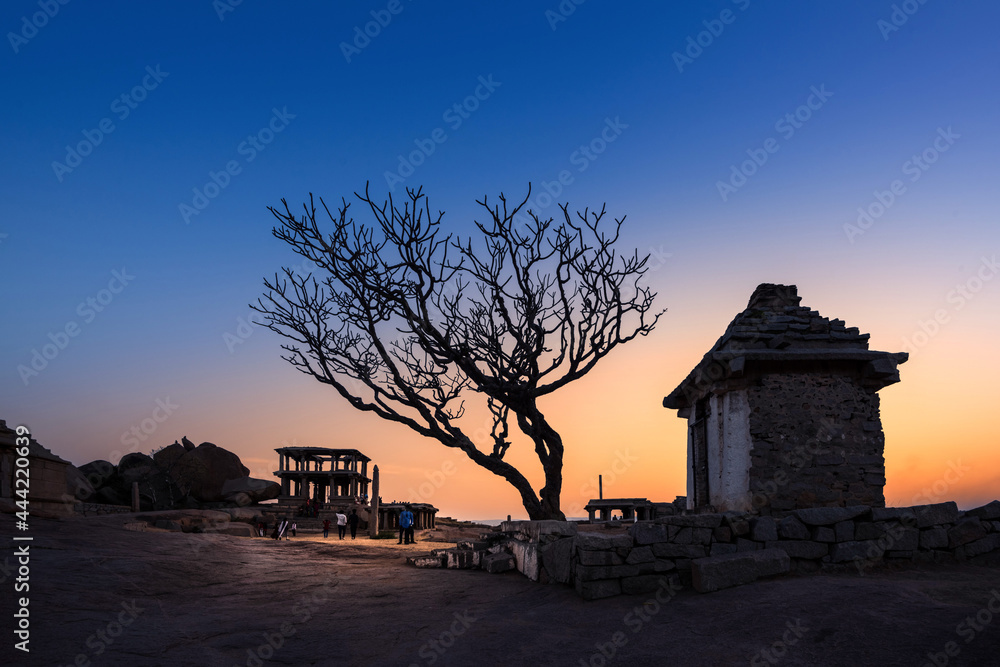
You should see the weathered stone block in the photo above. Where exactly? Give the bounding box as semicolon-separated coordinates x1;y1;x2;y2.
736;538;760;552
625;546;654;565
691;548;790;593
751;516;778;542
540;537;574;583
854;522;885;541
509;540;540;581
794;505;870;526
813;527;836;543
948;518;988;548
575;578;621;600
777;516;810;540
919;527;948;550
727;517;751;536
500;520;578;541
482;552;515;573
890;527;919;552
911;502;959;528
710;543;738;557
692;527;713;545
576;532;633;550
834;521;854;543
408;555;444;568
964;533;1000;558
964;500;1000;521
765;540;828;560
630;523;670;545
446;550;477;569
712;526;733;542
652;543;707;559
674;527;694;544
658;514;723;528
578;549;622;566
871;507;916;522
830;540;883;564
576;564;639;582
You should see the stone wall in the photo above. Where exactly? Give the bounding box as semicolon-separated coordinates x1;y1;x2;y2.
74;502;134;516
410;501;1000;601
747;373;886;512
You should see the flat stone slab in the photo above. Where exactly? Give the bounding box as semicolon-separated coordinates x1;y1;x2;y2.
481;552;515;573
692;548;790;593
964;500;1000;521
794;506;869;526
499;520;577;540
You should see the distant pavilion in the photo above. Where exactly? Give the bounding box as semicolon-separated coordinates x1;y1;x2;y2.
274;447;371;505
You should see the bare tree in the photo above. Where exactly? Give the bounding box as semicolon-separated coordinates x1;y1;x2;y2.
253;184;663;520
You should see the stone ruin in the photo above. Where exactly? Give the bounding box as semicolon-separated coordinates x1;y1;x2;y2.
406;283;999;600
663;283;908;513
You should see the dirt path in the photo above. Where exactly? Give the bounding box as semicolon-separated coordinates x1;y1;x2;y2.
4;514;1000;666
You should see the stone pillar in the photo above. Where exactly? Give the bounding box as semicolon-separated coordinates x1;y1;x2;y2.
131;482;140;512
369;465;380;538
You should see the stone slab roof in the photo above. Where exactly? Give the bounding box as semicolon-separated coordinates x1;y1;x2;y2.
663;284;907;409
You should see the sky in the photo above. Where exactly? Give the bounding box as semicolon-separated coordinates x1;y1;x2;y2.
2;0;998;520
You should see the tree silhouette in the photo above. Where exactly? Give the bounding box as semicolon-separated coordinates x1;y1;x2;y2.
253;184;663;520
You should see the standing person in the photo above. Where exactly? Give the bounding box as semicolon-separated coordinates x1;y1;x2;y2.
336;510;347;540
290;521;297;538
398;505;414;545
347;509;360;540
322;518;331;539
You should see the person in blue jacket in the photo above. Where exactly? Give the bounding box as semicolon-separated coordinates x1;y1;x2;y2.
398;505;414;545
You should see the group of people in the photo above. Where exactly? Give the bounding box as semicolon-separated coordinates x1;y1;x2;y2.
253;504;417;545
322;509;361;539
298;498;322;518
257;518;297;539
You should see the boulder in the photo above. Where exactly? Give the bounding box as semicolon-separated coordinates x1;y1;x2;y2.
65;465;95;501
220;477;281;504
79;460;115;491
153;443;188;471
167;442;250;503
118;453;157;485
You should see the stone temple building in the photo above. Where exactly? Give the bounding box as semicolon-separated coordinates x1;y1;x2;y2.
663;284;907;514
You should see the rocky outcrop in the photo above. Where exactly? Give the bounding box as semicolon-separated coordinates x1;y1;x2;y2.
79;437;279;512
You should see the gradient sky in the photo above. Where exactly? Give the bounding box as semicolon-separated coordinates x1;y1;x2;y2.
3;1;998;520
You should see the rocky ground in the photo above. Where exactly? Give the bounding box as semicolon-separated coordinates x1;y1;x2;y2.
3;513;1000;666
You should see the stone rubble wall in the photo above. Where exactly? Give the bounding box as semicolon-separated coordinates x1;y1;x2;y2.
409;501;1000;601
73;502;134;515
747;373;887;512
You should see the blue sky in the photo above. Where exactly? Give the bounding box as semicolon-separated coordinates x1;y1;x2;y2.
3;1;998;518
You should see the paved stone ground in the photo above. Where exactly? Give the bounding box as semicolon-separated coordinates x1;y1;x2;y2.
3;514;1000;666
